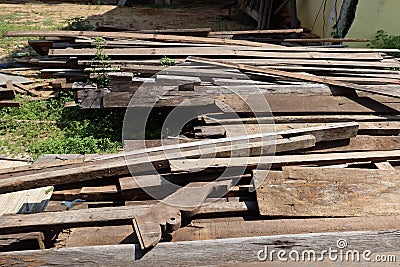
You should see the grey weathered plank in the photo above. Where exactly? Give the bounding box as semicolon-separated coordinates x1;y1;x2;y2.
1;231;399;265
255;167;400;217
170;150;400;173
0;199;254;234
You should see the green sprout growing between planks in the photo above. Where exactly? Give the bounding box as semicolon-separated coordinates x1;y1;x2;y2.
91;37;111;89
160;56;176;66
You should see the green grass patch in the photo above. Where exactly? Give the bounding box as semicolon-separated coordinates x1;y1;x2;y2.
0;93;124;161
0;13;65;55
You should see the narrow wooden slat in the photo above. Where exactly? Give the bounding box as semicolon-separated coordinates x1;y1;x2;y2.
170;150;400;173
3;30;282;48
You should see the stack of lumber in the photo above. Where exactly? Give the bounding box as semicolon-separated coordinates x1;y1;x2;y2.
4;29;400;109
2;29;400;264
1;119;400;264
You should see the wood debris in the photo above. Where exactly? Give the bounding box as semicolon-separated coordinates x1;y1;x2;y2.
1;28;400;265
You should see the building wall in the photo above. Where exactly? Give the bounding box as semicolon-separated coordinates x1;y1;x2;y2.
297;0;399;47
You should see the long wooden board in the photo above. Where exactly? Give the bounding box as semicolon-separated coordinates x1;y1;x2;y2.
188;57;400;99
3;30;283;48
49;48;383;60
1;231;399;265
0;199;254;234
170;150;400;173
172;216;400;241
52;215;400;247
194;122;400;138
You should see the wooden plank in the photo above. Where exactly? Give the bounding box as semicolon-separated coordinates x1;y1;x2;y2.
200;113;400;124
195;122;400;138
4;30;282;48
1;231;399;265
195;123;358;142
49;47;383;60
0;156;84;176
0;199;255;234
0;232;44;252
172;216;400;241
50;185;120;202
0;187;53;216
255;167;400;216
307;136;400;153
55;226;136;248
89;90;400;113
209;28;303;35
284;38;369;42
220;58;400;69
188;57;400;99
170;150;400;173
97;122;357;161
375;161;395;170
55;215;400;246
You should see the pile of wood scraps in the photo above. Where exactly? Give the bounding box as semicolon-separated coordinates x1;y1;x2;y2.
1;29;400;264
1;117;400;264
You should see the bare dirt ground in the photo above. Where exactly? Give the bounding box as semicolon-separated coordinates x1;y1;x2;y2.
0;0;254;60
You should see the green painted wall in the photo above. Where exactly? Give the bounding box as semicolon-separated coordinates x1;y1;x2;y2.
297;0;400;47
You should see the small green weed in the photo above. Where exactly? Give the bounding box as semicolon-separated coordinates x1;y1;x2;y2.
160;56;175;66
368;30;400;57
91;37;111;88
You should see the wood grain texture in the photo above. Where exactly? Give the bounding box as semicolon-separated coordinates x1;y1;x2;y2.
255;168;400;216
172;216;400;241
1;231;399;266
0;199;255;234
170;150;400;173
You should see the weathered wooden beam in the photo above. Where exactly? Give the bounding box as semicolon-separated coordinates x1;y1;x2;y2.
188;57;400;99
3;30;282;48
209;28;303;35
170;150;400;173
0;199;255;235
194;122;400;138
172;216;400;241
255;167;400;217
1;231;399;265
